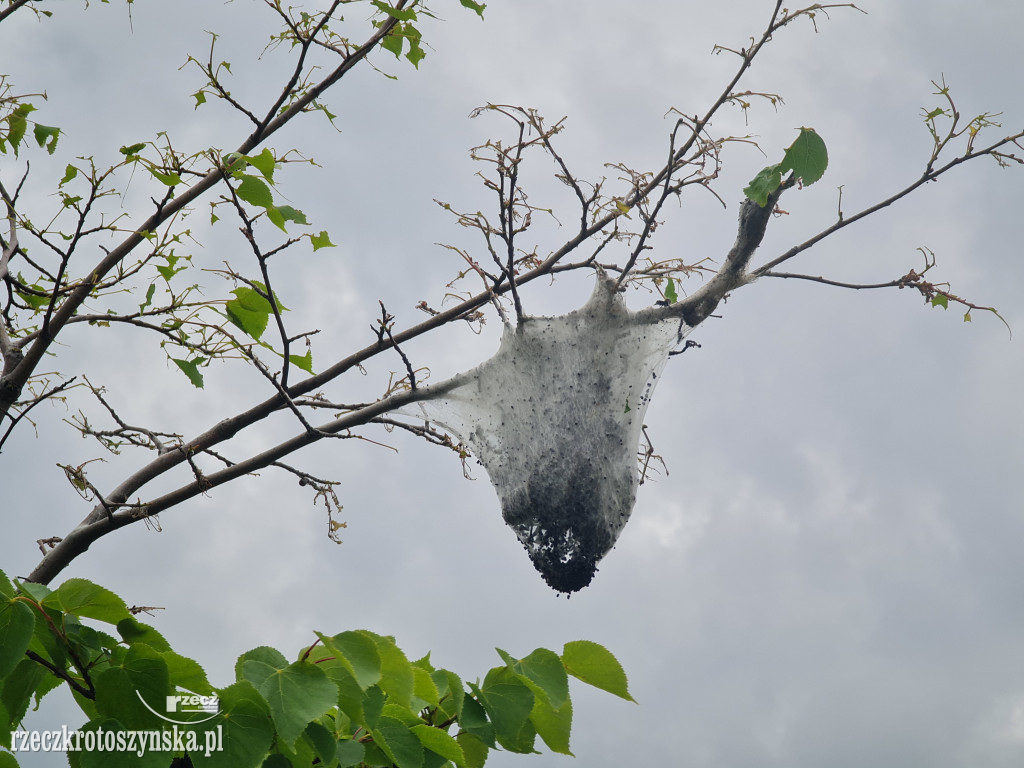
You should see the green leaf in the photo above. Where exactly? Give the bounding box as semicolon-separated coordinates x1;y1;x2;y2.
275;732;315;767
156;253;187;282
407;47;426;68
120;142;146;158
318;630;382;690
476;670;536;753
381;701;421;726
324;667;374;728
931;293;949;309
561;641;635;702
363;631;415;708
31;665;65;707
188;681;273;768
75;718;171;768
116;617;171;652
15;284;48;310
224;284;286;341
530;694;573;756
288;349;314;374
456;694;494;748
336;738;366;767
0;599;34;678
94;644;171;729
302;721;337;766
62;615;111;660
430;668;464;725
192;90;208;108
32;123;60;155
249;659;338;749
276;205;307;225
7;103;35;156
411;666;440;710
372;716;424;768
779;127;828;186
161;650;214;695
172;358;205;389
381;27;405;58
60;193;83;209
371;1;418;21
362;685;386;729
743;164;783;207
405;26;426;68
411;724;466;766
60;164;78;186
222;152;246;173
236;646;288;683
316;101;338;123
459;0;486;17
235;174;274;209
456;732;488;768
0;750;19;768
266;204;308;233
311;230;336;250
42;578;132;624
497;648;568;709
243;148;276;182
139;283;156;312
664;277;678;304
147;166;182;186
19;582;54;603
304;643;353;692
0;658;44;734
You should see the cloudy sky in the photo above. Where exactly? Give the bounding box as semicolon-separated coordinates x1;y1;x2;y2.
4;1;1024;766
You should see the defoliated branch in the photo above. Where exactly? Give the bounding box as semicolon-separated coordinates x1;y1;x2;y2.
752;129;1024;277
0;0;37;24
0;3;408;418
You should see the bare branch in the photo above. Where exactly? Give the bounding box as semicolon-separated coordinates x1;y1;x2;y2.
0;183;18;362
752;129;1024;277
377;301;419;391
764;272;903;290
0;0;37;24
0;3;409;417
0;376;77;453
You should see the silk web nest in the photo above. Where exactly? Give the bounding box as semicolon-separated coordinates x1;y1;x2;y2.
405;271;691;593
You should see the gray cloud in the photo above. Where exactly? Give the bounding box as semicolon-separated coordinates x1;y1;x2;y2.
4;1;1024;766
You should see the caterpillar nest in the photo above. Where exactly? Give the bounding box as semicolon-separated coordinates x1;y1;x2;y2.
406;272;690;592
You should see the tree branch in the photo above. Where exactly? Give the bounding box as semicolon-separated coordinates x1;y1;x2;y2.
0;4;407;417
25;374;467;584
635;181;793;328
752;130;1024;277
0;0;36;24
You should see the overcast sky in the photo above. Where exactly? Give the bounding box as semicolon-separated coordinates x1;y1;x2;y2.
4;1;1024;766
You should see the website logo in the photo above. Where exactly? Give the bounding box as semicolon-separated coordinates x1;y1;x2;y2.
136;689;220;725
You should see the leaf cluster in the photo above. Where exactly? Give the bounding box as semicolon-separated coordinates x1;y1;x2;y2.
0;79;59;157
743;127;828;206
0;568;629;768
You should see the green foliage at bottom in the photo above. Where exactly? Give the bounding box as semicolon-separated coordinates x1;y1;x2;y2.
0;569;633;767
